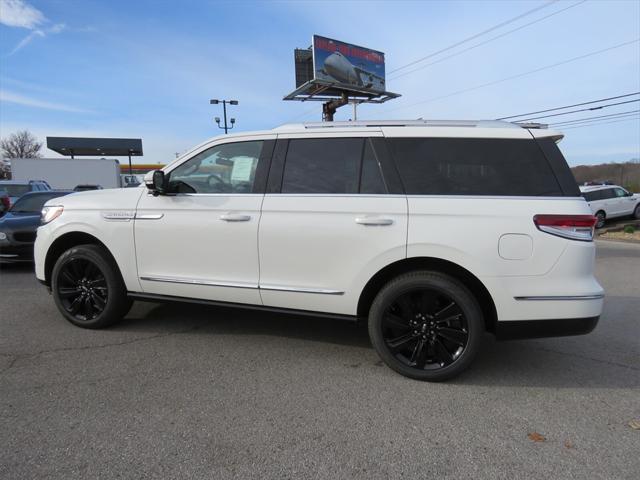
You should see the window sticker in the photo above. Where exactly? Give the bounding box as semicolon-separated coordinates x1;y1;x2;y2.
230;156;255;182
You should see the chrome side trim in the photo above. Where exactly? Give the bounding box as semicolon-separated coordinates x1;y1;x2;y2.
135;213;164;220
140;275;258;290
138;276;344;295
514;294;604;301
259;284;345;295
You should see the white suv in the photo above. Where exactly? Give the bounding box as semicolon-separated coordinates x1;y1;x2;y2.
579;184;640;228
34;120;604;381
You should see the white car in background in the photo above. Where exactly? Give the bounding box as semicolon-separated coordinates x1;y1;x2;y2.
579;184;640;228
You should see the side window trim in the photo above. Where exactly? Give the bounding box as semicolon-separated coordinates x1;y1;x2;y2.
266;139;289;194
372;138;405;195
359;138;389;194
251;139;276;194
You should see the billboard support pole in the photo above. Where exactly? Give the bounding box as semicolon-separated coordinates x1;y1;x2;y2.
322;92;348;122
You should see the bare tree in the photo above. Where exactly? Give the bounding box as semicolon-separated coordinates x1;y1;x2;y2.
0;130;43;159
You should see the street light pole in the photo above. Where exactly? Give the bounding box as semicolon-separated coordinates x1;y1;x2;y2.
210;99;238;134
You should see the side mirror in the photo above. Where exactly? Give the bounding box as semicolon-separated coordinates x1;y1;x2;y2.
145;170;167;195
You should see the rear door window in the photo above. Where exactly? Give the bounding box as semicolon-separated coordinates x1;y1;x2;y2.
281;138;363;194
389;138;563;196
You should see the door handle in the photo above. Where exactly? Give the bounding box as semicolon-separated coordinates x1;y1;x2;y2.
355;217;394;226
219;213;251;222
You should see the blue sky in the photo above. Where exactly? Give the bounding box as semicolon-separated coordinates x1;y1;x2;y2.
0;0;638;165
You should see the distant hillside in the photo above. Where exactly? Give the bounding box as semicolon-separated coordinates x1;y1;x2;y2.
571;160;640;192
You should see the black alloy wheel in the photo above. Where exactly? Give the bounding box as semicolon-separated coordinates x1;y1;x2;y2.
56;257;108;322
595;211;606;229
382;289;469;370
52;244;132;328
368;271;483;381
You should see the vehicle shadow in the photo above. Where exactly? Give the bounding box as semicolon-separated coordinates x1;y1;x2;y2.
121;300;371;349
118;298;639;389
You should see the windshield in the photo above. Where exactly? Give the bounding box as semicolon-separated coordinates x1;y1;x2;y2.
2;185;30;197
10;193;69;213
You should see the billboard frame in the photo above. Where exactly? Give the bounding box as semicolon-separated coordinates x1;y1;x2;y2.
284;35;400;120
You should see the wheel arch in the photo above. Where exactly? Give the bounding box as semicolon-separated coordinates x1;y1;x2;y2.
44;231;120;287
357;257;498;332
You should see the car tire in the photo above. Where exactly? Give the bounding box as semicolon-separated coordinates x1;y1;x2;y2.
634;205;640;220
595;210;606;229
368;271;483;382
51;244;133;329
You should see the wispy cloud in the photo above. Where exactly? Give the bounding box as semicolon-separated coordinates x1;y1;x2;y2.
0;89;92;113
0;0;44;29
0;0;66;54
9;23;66;54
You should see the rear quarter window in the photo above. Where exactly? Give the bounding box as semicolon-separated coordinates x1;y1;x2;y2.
389;138;565;196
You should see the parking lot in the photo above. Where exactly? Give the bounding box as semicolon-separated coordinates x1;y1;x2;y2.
0;240;638;479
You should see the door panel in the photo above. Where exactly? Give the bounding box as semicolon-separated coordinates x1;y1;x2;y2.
258;195;407;314
135;193;263;304
258;134;407;315
134;137;274;304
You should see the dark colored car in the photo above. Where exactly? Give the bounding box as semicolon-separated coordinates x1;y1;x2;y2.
0;190;10;217
0;190;74;263
73;184;103;192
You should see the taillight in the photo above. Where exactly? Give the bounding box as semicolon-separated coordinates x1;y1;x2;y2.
533;214;597;242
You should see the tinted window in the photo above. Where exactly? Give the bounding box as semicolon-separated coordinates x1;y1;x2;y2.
600;188;615;200
282;138;362;194
10;193;71;212
170;141;264;194
389;138;563;196
2;184;31;197
583;191;599;202
360;140;387;194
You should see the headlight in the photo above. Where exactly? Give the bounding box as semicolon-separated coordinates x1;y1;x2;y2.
41;206;64;224
0;232;6;241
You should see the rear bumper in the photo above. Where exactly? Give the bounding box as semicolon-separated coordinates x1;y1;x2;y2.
495;316;599;340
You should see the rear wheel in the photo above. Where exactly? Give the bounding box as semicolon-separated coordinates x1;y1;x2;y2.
595;210;606;228
368;271;483;381
51;244;132;328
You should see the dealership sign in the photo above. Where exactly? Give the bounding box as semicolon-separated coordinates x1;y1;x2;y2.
312;35;386;93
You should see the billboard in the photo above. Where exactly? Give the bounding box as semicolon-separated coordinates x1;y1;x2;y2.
312;35;386;93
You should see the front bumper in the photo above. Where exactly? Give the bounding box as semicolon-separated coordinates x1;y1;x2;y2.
495;316;599;340
0;244;34;263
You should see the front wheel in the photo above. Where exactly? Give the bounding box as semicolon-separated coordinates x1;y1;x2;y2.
51;244;132;329
368;271;483;381
634;205;640;220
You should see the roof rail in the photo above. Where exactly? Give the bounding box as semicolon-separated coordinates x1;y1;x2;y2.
513;122;548;129
274;119;532;130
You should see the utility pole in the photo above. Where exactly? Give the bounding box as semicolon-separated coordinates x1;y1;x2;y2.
210;99;238;134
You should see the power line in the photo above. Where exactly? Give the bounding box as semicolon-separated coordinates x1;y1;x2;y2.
388;0;556;75
497;92;640;120
550;109;640;126
517;99;640;121
390;0;586;81
560;116;640;130
386;38;640;113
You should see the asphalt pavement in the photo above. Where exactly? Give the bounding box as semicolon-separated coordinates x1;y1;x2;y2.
1;240;638;479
